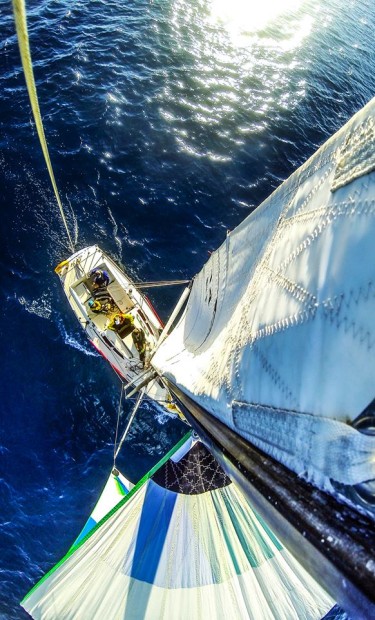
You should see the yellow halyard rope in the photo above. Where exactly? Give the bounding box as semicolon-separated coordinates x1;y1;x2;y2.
12;0;75;252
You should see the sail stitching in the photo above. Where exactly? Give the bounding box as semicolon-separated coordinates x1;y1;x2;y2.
322;281;375;316
282;166;334;220
232;400;375;486
332;116;375;192
276;151;338;220
276;199;375;274
196;197;375;397
250;343;299;408
246;281;375;349
264;266;317;307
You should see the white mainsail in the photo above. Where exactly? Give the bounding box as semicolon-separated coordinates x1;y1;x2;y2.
22;434;334;619
152;98;375;496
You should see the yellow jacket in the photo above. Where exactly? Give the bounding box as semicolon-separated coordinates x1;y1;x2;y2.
107;313;134;331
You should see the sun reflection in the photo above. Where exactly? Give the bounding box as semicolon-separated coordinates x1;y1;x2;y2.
162;0;315;162
209;0;305;44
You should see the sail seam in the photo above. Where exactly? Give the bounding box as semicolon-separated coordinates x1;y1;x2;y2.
277;199;375;274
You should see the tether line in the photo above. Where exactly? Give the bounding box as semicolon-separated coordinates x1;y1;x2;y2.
113;382;125;467
114;388;145;464
133;279;190;289
12;0;75;253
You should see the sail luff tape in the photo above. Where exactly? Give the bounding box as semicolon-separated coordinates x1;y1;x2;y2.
12;0;75;253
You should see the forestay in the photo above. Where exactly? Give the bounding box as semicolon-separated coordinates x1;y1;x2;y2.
152;98;375;492
21;434;335;619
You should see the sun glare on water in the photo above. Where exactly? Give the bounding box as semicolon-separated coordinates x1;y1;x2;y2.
163;0;314;163
209;0;306;44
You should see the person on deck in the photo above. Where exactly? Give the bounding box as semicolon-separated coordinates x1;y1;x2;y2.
107;313;134;335
92;284;112;304
90;268;110;288
88;299;103;313
132;327;146;363
88;299;113;314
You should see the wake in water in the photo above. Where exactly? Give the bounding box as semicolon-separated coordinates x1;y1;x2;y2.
56;317;99;357
17;292;52;320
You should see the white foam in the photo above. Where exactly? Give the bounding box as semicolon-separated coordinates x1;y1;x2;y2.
58;320;99;357
18;294;52;320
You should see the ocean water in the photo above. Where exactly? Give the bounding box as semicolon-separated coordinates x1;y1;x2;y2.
0;0;374;618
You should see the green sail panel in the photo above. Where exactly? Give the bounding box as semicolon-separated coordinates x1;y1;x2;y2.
21;435;334;619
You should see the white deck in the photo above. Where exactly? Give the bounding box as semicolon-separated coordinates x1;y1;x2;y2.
56;245;179;415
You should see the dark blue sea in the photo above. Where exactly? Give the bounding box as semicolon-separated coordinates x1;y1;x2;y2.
1;0;374;617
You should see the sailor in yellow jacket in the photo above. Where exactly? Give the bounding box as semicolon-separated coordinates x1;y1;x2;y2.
107;313;134;332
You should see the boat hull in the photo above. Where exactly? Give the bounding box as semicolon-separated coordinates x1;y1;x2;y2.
55;245;177;413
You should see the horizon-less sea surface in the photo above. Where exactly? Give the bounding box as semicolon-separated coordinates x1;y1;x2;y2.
1;0;374;618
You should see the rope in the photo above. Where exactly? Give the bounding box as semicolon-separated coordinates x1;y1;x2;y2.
12;0;75;253
113;382;125;467
114;388;145;463
134;280;190;289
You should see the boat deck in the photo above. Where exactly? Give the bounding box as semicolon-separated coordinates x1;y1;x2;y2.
71;269;153;367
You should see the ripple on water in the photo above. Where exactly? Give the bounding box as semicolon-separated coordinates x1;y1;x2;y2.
152;0;316;162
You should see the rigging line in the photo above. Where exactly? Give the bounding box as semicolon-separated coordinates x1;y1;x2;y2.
66;195;79;247
114;388;145;462
113;382;125;468
133;280;190;289
12;0;75;253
